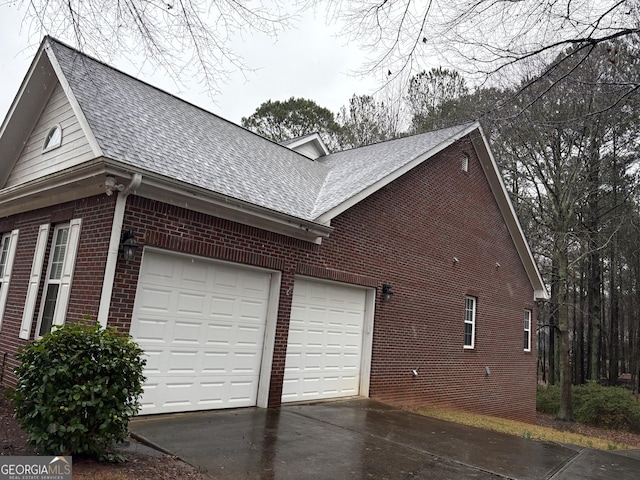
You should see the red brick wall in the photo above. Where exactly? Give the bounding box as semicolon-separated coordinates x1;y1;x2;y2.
0;136;537;421
0;195;115;387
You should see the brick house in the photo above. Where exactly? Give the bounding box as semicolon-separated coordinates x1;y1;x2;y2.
0;37;547;422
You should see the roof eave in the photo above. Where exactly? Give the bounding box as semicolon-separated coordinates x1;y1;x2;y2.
0;158;334;243
0;42;55;188
470;127;549;301
0;159;110;217
102;160;334;244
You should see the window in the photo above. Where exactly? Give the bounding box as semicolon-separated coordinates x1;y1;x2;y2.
464;296;476;349
461;155;469;172
33;219;82;338
42;125;62;152
524;309;532;352
0;230;19;331
37;225;68;337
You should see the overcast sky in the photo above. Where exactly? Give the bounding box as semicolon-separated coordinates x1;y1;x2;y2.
0;3;379;126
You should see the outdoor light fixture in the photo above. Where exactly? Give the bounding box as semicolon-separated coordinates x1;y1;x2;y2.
120;230;138;261
485;366;491;377
382;284;394;302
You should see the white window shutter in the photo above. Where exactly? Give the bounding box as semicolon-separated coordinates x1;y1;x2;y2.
52;218;82;328
19;224;50;340
0;229;19;331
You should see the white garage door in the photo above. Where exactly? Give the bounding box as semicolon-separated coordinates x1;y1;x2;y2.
282;278;367;403
130;250;272;415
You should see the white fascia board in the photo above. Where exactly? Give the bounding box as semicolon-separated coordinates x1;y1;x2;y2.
470;127;549;301
133;168;334;244
0;156;333;243
0;160;108;217
0;45;55;188
314;123;479;225
44;40;104;158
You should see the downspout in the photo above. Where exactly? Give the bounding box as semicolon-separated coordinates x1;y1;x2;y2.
97;173;142;327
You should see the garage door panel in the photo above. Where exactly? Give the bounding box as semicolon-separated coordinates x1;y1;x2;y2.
131;251;271;415
176;292;207;315
135;286;172;312
181;261;209;285
132;316;170;343
171;320;202;343
283;278;367;403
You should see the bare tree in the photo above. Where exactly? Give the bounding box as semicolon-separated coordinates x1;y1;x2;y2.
17;0;302;95
326;1;640;107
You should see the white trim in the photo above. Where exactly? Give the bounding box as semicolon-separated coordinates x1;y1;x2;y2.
257;271;282;408
283;133;330;159
359;288;376;398
20;224;50;340
97;173;142;327
470;128;549;300
464;296;476;349
44;41;104;158
524;309;532;352
52;218;82;328
136;171;333;243
42;124;62;152
0;229;19;331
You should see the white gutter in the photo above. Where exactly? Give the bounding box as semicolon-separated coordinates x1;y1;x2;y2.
97;173;142;327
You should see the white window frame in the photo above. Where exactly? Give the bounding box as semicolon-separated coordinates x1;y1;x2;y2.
0;229;19;332
34;219;82;338
524;309;532;352
464;296;476;349
42;124;62;152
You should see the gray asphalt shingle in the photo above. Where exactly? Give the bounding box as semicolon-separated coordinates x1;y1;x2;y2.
48;38;471;223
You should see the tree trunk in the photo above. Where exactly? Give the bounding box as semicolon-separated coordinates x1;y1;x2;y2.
557;242;573;421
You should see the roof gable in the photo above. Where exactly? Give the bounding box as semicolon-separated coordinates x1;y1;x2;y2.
5;82;94;187
281;133;329;159
0;39;102;190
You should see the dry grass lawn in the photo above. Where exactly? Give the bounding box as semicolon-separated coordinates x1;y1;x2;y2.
413;407;636;451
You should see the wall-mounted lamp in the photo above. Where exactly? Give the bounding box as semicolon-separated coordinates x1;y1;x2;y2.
382;284;394;302
120;230;138;261
453;257;459;265
484;366;491;377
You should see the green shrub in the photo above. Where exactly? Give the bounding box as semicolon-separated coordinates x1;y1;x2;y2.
537;382;640;432
536;384;561;414
11;323;146;459
573;382;640;432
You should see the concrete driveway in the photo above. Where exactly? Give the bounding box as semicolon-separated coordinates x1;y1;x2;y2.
129;399;640;479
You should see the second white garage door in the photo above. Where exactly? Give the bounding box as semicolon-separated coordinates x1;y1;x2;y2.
282;278;367;403
130;250;272;415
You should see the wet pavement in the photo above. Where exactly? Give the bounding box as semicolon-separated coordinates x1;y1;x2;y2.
129;399;640;479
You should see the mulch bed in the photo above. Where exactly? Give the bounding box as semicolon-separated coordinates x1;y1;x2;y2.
0;389;207;479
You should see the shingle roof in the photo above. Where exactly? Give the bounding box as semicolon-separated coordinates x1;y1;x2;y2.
311;125;471;217
47;38;471;222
